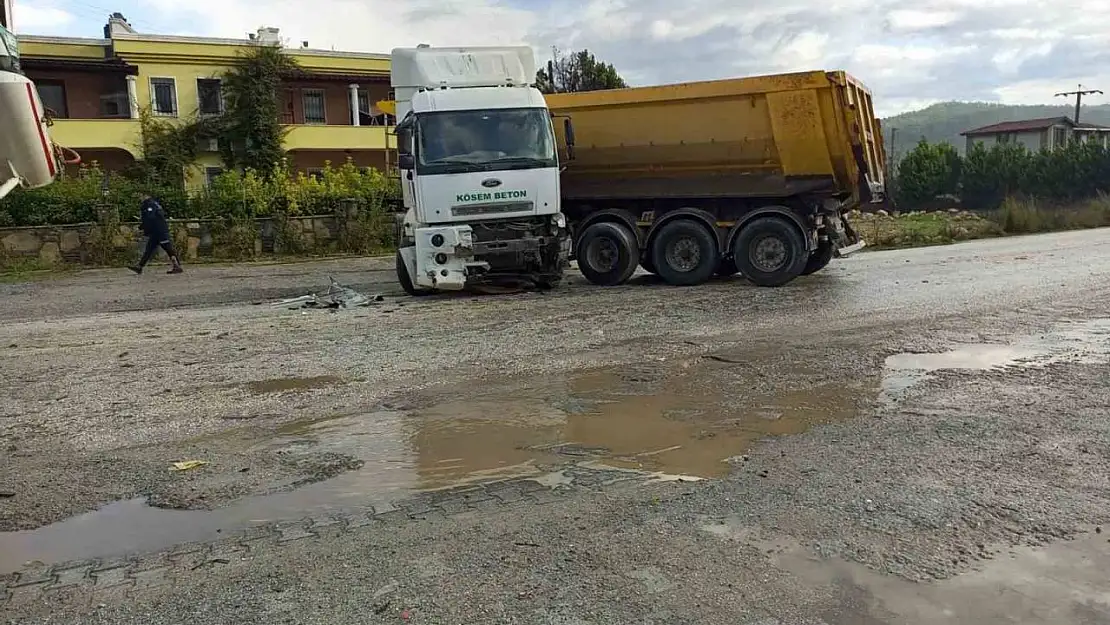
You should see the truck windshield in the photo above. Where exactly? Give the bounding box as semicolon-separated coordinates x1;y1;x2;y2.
416;108;556;174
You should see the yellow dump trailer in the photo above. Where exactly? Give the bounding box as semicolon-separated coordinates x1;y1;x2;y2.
544;70;888;287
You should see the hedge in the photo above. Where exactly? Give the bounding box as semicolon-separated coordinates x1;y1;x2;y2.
896;138;1110;211
0;160;400;227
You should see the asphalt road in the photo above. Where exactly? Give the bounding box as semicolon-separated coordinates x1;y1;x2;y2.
2;228;1110;624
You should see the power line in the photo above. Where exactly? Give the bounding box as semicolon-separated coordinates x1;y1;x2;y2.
1054;84;1103;125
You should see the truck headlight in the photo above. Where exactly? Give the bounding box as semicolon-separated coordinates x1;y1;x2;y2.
552;213;566;229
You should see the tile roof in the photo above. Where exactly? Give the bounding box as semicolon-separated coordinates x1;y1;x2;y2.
961;116;1074;135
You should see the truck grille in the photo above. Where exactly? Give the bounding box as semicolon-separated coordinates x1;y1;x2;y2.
451;201;534;217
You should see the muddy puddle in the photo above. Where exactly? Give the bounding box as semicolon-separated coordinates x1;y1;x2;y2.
881;318;1110;400
244;375;344;394
0;364;873;571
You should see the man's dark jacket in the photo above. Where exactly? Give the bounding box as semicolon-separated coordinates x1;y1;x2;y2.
139;198;170;242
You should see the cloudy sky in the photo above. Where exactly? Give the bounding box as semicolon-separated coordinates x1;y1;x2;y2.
11;0;1108;116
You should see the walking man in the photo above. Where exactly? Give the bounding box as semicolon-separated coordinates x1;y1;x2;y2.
129;192;183;275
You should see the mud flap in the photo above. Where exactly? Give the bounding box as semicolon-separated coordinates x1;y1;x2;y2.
832;213;866;258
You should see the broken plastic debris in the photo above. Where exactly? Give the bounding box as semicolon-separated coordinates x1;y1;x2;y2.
169;460;209;471
271;277;383;310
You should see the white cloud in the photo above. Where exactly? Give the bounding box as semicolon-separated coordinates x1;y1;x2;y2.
10;1;75;33
887;9;962;31
122;0;1110;117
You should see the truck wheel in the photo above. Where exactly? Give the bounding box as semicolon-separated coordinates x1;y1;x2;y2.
576;222;639;286
732;217;808;287
650;219;718;286
801;241;834;276
396;249;434;296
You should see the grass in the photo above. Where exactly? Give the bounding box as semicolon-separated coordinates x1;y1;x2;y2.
992;195;1110;234
849;210;1003;250
849;195;1110;250
0;257;77;284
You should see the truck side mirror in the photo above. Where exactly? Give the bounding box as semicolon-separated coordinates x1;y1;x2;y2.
397;153;415;170
563;118;576;160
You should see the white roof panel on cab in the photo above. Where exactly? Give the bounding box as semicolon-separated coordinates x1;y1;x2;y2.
411;85;547;113
390;46;535;90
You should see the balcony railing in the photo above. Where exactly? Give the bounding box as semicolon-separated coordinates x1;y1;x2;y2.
283;124;391;151
47;118;143;156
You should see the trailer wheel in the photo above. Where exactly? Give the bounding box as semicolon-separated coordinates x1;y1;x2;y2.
396;249;435;296
801;241;834;276
732;217;808;287
576;221;640;286
650;219;718;286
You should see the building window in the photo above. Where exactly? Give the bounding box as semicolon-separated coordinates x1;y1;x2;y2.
197;78;223;115
36;81;67;118
357;88;370;124
302;89;326;124
1052;127;1068;149
204;166;224;188
150;77;177;116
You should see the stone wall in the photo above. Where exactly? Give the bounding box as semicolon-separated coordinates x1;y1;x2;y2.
0;215;348;269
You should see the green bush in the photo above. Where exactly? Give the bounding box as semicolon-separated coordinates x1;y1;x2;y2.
0;160;400;226
896;140;961;206
896;137;1110;212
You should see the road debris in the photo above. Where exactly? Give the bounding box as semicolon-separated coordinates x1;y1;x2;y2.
272;277;384;310
169;460;209;472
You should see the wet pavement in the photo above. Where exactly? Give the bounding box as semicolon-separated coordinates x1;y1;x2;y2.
4;316;1109;575
2;229;1110;623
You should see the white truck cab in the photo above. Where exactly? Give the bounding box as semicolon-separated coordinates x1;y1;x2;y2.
390;45;570;294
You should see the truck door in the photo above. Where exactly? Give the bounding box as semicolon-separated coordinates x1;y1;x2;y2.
395;114;417;212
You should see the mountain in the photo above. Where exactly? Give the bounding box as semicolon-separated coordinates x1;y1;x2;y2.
881;102;1110;158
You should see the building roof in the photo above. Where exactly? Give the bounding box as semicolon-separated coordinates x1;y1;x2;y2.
17;17;388;61
961;116;1073;136
20;56;138;74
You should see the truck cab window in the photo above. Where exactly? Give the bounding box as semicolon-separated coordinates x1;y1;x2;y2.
415;108;556;174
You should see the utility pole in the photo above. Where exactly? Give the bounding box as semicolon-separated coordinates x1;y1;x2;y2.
550;46;559;93
886;126;897;180
1055;84;1103;125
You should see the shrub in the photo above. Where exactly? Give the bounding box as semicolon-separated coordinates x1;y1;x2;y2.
0;160;400;226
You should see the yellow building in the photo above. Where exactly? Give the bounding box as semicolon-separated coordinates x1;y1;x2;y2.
17;14;394;189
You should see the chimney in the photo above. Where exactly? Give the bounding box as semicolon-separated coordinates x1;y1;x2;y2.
105;12;136;38
255;26;280;45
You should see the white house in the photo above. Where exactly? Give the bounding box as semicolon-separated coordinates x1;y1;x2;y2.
962;116;1110;152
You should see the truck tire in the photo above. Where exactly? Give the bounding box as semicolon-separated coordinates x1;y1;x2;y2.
732;216;808;287
396;249;435;296
801;241;834;276
650;219;718;286
576;221;639;286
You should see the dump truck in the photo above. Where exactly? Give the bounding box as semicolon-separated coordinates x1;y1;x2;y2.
545;70;887;287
